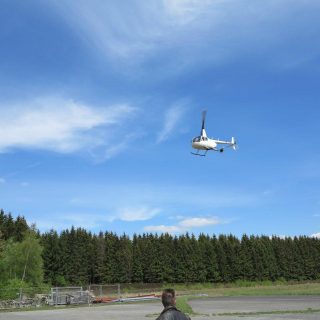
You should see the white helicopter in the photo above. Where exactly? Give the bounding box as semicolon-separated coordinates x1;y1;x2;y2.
191;110;237;156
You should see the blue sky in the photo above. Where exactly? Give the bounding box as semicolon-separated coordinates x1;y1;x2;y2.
1;0;320;238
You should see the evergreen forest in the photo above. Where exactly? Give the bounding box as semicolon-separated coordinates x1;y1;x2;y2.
1;209;320;288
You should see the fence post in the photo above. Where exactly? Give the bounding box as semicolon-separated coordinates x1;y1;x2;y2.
117;283;121;299
88;285;91;306
19;287;22;307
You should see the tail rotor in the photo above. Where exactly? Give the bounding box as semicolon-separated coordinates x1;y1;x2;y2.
231;137;237;150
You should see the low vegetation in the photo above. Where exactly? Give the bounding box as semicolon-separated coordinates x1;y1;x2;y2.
171;281;320;297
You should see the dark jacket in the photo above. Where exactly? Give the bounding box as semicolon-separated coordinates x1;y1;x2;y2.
156;306;191;320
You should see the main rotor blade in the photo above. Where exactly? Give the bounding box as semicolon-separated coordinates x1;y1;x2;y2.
201;110;207;133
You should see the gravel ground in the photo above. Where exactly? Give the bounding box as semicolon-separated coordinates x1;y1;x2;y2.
1;296;320;320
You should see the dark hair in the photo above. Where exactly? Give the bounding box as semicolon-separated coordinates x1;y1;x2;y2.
161;288;175;307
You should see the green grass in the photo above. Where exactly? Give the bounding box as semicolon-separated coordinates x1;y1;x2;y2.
145;296;197;318
216;308;320;316
166;281;320;297
175;296;195;315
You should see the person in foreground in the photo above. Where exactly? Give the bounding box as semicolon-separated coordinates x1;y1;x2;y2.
156;288;191;320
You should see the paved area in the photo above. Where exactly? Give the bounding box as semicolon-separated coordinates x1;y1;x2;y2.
189;295;320;313
1;296;320;320
189;296;320;320
0;301;162;320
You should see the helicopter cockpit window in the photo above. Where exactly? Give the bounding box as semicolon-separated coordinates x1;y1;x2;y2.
202;137;208;141
193;137;201;142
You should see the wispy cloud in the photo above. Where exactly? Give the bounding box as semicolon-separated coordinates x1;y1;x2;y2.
118;206;161;221
163;0;214;25
0;96;136;157
67;184;258;213
89;131;145;163
31;181;259;233
51;1;164;60
179;217;221;228
35;206;160;232
0;178;5;184
144;215;223;234
20;182;30;187
157;104;186;143
50;1;319;73
33;212;113;231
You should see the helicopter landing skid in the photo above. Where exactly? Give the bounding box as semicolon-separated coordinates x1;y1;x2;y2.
191;151;206;156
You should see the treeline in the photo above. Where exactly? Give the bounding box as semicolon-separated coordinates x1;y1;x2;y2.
1;209;320;287
41;228;320;286
0;210;43;289
0;209;29;241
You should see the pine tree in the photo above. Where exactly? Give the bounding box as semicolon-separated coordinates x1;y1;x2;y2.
92;232;106;284
115;234;132;283
14;216;29;242
143;234;163;283
260;235;278;281
3;213;15;240
239;234;254;281
226;234;242;282
173;234;189;282
132;234;144;283
41;229;61;285
215;235;232;282
104;232;118;283
159;233;175;283
189;233;206;282
198;234;219;282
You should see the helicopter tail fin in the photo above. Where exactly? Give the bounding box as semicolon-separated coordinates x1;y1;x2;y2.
231;137;237;150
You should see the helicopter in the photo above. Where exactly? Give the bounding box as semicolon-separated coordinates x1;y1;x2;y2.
191;110;237;156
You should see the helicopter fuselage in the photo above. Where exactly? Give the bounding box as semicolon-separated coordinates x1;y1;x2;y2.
192;136;217;150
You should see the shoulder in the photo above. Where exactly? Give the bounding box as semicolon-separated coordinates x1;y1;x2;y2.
157;306;190;320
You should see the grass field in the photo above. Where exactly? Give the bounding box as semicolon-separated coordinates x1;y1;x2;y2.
169;281;320;297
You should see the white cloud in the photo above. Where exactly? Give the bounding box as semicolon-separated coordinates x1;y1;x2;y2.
144;215;223;234
118;206;161;221
144;224;182;233
310;233;320;238
157;104;186;143
0;96;136;156
179;217;220;228
269;234;287;240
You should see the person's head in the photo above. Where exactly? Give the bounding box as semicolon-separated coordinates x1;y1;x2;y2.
161;288;176;307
